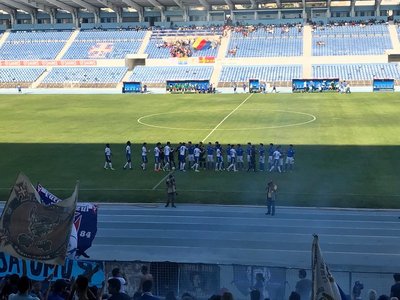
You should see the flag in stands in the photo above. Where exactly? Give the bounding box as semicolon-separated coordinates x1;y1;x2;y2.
0;173;78;265
37;184;98;258
312;234;345;300
193;37;212;50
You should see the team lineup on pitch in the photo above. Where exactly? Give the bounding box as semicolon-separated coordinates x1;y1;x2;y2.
0;93;399;207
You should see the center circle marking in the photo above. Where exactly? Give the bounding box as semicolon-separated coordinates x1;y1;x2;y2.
137;109;316;131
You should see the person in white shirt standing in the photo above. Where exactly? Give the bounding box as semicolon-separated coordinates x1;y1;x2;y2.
179;142;187;171
163;142;171;171
141;142;149;170
269;146;282;173
192;144;201;172
154;142;161;172
123;141;132;170
104;143;115;170
227;145;237;172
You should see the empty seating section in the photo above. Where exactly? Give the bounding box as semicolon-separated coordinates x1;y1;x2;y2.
0;31;72;60
40;67;128;88
129;66;213;83
63;30;146;59
312;63;400;81
219;65;302;84
145;29;221;58
0;67;46;87
227;27;303;57
312;24;392;56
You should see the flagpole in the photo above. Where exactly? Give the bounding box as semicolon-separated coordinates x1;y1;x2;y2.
311;234;318;300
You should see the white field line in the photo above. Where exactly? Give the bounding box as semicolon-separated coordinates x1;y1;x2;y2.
0;186;398;198
201;93;254;142
152;171;174;190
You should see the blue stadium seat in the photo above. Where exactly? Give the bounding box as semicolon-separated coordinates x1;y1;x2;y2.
312;63;400;80
0;31;72;60
129;66;213;83
312;24;392;56
42;67;128;83
63;30;146;59
0;67;46;83
219;65;302;82
226;27;303;57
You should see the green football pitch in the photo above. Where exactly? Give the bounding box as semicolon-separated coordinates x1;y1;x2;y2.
0;92;399;208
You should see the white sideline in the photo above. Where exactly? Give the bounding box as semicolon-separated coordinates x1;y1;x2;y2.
201;93;254;142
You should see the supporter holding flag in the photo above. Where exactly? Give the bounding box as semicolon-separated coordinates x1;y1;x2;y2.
36;184;98;259
0;173;78;265
312;235;347;300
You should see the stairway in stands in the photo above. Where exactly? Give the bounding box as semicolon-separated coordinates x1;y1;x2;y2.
55;29;80;60
302;24;312;78
212;30;231;86
0;30;10;49
31;67;52;88
137;30;152;55
388;24;400;51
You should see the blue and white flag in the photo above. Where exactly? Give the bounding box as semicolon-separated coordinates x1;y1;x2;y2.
37;184;98;258
74;203;98;256
312;234;344;300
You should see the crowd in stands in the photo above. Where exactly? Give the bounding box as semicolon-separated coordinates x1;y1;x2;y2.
230;23;303;38
157;40;193;58
310;18;388;29
155;38;220;58
2;268;400;300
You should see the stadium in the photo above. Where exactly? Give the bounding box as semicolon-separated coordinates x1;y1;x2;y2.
0;1;400;300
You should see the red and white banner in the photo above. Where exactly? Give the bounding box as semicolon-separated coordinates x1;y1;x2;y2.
0;60;97;66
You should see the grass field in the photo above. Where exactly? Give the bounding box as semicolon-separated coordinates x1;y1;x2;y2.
0;92;399;208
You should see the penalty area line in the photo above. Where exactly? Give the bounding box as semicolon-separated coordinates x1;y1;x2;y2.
201;93;254;143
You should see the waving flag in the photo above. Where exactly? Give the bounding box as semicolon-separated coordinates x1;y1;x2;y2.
37;184;98;258
312;235;346;300
193;37;212;50
0;173;78;265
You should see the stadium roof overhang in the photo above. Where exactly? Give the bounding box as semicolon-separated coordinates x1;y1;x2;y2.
0;0;394;14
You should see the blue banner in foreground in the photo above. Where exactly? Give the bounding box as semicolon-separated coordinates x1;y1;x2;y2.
0;252;104;286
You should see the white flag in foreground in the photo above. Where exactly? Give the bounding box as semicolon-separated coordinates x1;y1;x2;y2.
312;234;344;300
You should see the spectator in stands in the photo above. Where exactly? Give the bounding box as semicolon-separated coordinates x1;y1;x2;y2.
109;268;127;294
139;280;159;300
1;274;20;300
250;290;260;300
8;276;38;300
69;275;96;300
222;292;234;300
252;274;266;300
295;270;311;300
138;266;153;293
30;282;43;300
165;291;177;300
107;279;130;300
47;279;68;300
390;274;400;299
368;290;378;300
289;292;301;300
